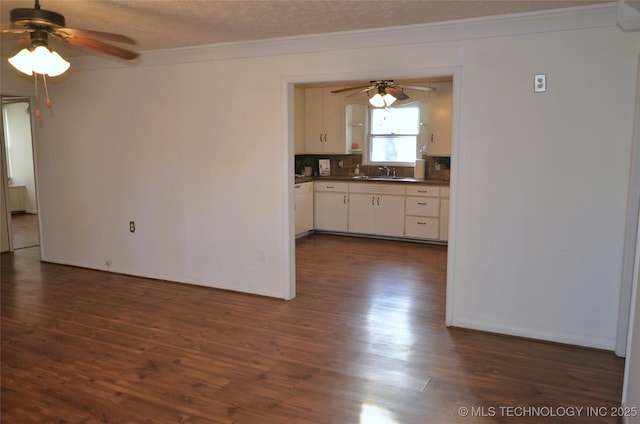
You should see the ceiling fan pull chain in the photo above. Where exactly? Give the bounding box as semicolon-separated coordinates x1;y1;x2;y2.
33;73;40;118
42;74;52;108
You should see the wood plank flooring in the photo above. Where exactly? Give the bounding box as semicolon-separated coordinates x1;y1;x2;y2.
1;234;625;423
9;212;40;249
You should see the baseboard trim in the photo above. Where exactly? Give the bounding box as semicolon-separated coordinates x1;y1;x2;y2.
450;317;614;351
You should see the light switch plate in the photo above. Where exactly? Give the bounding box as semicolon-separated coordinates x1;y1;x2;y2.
534;74;547;92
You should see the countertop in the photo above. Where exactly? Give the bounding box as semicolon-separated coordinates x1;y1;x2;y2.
295;175;449;186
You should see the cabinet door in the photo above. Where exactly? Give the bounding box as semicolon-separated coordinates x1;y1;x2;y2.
322;88;346;153
439;198;449;241
348;193;376;234
427;81;452;157
375;195;405;237
295;183;314;235
303;87;346;154
314;191;348;232
304;87;325;153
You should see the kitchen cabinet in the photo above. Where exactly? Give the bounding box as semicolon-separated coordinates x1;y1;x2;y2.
439;186;450;241
295;182;314;237
426;81;453;157
348;183;405;237
304;87;347;154
405;185;440;240
314;182;349;232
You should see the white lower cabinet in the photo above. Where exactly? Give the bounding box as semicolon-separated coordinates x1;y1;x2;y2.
348;184;405;237
349;194;405;237
405;185;441;240
312;180;449;243
439;187;450;241
314;182;349;232
295;182;314;237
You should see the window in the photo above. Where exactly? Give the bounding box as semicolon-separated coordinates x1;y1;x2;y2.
366;104;424;166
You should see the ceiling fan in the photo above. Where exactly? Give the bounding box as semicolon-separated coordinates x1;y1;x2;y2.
331;80;435;107
2;0;140;62
2;0;140;116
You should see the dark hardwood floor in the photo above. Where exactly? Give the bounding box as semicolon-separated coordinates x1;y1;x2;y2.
1;234;625;423
9;212;39;249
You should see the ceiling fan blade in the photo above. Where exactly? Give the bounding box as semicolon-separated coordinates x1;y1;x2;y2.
331;84;375;94
385;86;410;100
395;84;436;92
55;27;137;45
346;87;376;97
61;36;140;60
1;25;31;35
17;34;31;49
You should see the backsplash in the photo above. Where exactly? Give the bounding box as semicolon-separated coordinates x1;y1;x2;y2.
295;154;450;181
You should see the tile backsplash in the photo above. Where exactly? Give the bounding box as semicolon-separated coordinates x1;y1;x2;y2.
295;154;450;181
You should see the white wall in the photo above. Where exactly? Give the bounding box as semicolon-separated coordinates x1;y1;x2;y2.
0;121;9;252
622;211;640;423
1;5;638;350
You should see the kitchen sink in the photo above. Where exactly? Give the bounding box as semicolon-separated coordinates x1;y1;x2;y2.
371;176;416;182
352;175;416;182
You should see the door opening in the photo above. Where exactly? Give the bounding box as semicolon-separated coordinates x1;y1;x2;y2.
2;96;40;255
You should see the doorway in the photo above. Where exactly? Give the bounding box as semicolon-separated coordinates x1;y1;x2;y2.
288;68;460;320
2;96;40;252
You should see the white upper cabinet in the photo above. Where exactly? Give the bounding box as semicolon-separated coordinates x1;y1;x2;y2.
426;81;453;157
304;87;348;154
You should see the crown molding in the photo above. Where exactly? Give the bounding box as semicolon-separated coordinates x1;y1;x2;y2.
618;0;640;30
70;3;619;72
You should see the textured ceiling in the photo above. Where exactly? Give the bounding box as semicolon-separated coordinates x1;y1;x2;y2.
1;0;612;59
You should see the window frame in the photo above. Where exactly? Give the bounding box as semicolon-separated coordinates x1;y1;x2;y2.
362;101;426;167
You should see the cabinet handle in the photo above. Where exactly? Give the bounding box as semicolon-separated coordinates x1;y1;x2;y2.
418;202;427;205
431;134;434;143
344;195;347;204
377;197;380;206
326;186;334;189
418;190;427;193
371;196;375;205
417;221;426;225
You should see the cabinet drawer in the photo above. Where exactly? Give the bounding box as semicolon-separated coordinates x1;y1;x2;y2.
314;181;349;192
440;186;450;198
405;217;439;239
406;197;439;217
406;185;439;197
294;182;313;194
349;183;405;195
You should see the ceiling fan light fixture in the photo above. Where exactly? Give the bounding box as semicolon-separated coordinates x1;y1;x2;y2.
8;48;35;75
369;91;397;108
8;45;70;77
369;93;386;108
383;93;397;106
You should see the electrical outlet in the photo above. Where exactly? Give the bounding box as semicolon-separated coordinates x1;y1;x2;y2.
534;74;547;92
129;221;135;233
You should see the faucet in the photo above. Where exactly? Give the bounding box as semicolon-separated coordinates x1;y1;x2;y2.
378;166;396;178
